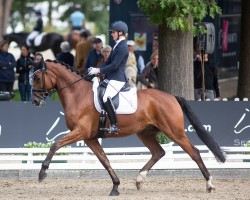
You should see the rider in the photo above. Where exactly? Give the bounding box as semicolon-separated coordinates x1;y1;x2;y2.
88;21;129;134
26;10;43;47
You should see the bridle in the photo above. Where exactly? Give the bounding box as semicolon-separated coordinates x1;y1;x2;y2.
32;68;84;101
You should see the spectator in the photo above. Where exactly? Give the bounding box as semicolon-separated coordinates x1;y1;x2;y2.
193;51;221;100
16;45;34;101
127;40;145;75
70;4;86;31
100;45;112;63
85;38;103;73
56;41;74;67
95;45;112;81
26;10;43;47
0;40;16;93
29;52;43;86
75;29;92;74
138;51;158;89
125;48;138;88
88;21;129;134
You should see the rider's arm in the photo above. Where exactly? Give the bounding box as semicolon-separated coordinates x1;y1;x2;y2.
100;46;127;74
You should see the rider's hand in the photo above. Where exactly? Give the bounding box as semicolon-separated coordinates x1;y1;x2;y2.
88;67;100;75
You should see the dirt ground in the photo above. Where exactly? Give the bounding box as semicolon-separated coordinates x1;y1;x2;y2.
0;177;249;200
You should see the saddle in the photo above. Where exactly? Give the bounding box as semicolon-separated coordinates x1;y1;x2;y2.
34;32;47;46
92;77;138;137
28;32;47;47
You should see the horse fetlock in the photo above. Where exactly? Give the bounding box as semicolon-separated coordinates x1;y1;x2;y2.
206;176;215;193
136;171;148;190
136;171;148;182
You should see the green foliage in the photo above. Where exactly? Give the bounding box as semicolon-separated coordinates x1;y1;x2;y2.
245;141;250;147
137;0;222;32
24;141;53;148
24;141;69;155
244;141;250;155
156;132;171;144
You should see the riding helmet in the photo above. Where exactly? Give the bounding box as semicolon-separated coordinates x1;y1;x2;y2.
109;21;128;35
35;10;42;15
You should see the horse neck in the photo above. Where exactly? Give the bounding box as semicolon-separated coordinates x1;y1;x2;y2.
48;63;91;110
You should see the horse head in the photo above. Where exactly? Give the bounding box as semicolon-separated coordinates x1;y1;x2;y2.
31;59;55;107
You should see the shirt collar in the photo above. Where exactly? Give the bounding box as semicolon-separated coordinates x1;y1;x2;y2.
113;36;126;50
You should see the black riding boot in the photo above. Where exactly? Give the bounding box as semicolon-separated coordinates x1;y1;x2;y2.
104;97;119;134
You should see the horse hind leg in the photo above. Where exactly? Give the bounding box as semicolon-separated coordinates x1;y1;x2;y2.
173;132;215;192
39;128;82;182
136;129;165;190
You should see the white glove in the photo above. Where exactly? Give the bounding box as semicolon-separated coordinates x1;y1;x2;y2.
88;67;100;75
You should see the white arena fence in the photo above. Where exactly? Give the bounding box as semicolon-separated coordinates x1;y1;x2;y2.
0;143;250;170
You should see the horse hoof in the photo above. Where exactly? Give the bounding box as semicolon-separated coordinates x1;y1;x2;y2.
207;187;216;193
38;171;47;182
109;190;120;196
136;181;143;190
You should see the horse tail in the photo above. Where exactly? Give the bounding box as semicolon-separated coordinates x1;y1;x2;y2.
175;96;226;163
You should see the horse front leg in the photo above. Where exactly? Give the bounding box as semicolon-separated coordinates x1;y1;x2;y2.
85;139;120;196
39;141;58;181
39;128;82;182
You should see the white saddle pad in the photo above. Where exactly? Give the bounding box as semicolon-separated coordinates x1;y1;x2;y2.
34;32;47;46
92;77;138;114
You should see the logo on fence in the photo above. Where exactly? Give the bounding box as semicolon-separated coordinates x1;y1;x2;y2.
234;108;250;134
44;111;101;147
45;111;70;142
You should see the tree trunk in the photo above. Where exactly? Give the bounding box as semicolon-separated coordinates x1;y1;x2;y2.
158;19;194;100
237;0;250;99
0;0;12;39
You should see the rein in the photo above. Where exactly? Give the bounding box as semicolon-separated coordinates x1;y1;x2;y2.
32;68;86;100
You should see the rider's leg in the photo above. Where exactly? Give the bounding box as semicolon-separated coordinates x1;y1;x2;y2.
26;31;39;46
104;96;119;134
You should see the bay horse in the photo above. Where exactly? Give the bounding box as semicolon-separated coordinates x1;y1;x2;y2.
3;32;64;57
31;60;226;196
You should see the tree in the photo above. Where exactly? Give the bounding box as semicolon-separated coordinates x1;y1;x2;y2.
137;0;221;100
237;0;250;98
8;0;109;36
0;0;12;39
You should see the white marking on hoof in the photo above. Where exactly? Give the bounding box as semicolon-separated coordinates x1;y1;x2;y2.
206;176;216;193
136;171;148;182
